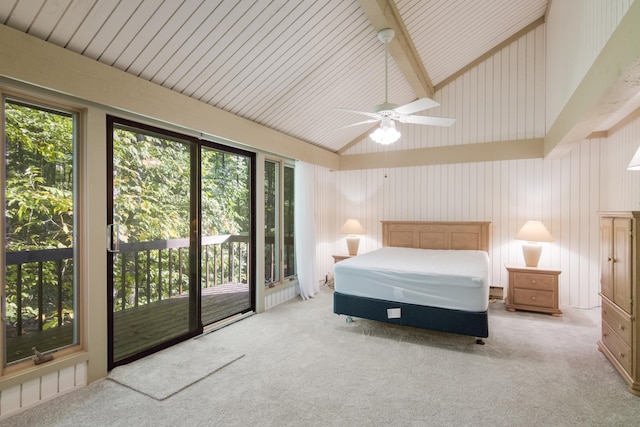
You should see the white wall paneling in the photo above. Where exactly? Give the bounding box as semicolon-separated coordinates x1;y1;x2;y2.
318;146;601;309
0;362;87;419
265;284;300;310
599;112;640;211
0;385;20;416
316;112;640;310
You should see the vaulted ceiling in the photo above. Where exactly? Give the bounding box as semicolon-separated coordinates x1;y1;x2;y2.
1;0;549;154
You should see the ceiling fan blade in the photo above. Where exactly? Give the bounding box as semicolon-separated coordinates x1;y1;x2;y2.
334;108;379;119
398;115;456;127
393;98;440;115
335;119;380;130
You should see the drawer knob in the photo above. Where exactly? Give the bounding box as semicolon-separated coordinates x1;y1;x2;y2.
619;325;625;331
530;296;536;301
619;352;625;358
531;280;536;284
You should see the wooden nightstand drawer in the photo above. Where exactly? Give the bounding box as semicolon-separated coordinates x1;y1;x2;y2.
602;298;632;346
512;272;556;291
512;288;554;308
505;265;561;316
602;322;633;375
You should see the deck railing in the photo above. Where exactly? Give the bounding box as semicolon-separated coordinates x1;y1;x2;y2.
113;234;251;311
5;234;252;338
6;233;296;341
5;248;74;338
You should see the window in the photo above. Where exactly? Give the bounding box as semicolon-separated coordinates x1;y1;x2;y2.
3;98;78;365
283;164;295;278
264;161;279;285
264;160;295;287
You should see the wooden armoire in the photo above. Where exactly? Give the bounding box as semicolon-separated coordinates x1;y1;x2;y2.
598;212;640;396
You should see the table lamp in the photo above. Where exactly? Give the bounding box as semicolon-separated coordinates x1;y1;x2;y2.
628;145;640;170
514;220;554;267
340;219;365;256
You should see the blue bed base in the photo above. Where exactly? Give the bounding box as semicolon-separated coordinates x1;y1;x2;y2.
333;291;489;339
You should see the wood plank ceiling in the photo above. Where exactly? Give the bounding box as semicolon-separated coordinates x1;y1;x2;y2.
0;0;548;153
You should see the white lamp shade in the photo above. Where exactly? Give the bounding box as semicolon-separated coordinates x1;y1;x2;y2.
628;146;640;170
340;219;365;256
340;219;365;235
514;221;554;242
514;221;553;267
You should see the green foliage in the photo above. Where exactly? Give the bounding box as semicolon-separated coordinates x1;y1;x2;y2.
201;148;250;235
4;102;75;353
283;165;295;277
4;100;254;357
111;129;252;243
264;161;278;283
113;129;192;242
263;161;296;281
112;127;252;310
5;103;73;251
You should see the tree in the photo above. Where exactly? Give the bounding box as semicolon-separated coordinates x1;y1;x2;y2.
5;102;74;251
4;102;253;362
4;101;75;346
111;126;252;306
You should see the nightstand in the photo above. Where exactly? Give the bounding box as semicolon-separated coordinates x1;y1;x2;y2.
505;265;562;316
332;254;353;263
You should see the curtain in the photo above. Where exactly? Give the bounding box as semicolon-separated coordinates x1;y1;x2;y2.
294;160;318;300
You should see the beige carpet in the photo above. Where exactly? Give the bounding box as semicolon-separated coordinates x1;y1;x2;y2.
5;284;640;426
107;339;244;401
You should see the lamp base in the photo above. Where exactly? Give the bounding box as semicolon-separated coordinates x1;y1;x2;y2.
522;242;542;267
346;236;360;256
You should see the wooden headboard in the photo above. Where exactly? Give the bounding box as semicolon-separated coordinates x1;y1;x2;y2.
381;221;491;252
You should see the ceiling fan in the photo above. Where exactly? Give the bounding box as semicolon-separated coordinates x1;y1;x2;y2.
335;28;455;145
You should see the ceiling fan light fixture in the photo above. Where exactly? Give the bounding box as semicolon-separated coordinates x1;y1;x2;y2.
370;117;400;145
334;28;454;137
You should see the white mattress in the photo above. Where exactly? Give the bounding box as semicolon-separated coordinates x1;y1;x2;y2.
334;247;490;312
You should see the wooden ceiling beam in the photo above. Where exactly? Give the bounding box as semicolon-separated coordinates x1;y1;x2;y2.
339;139;545;170
337;126;377;155
544;0;640;158
357;0;434;99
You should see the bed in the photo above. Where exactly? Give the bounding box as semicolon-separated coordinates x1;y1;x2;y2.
333;221;491;343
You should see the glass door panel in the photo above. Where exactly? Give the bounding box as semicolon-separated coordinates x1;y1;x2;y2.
107;118;199;368
201;145;253;325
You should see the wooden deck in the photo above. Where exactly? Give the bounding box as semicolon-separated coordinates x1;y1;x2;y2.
114;283;250;361
6;283;251;364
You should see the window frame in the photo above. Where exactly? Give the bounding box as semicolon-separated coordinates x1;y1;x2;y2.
264;158;295;289
1;92;81;368
282;163;295;279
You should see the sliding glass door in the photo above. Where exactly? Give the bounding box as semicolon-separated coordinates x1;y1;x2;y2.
200;144;254;325
107;118;255;368
107;118;200;368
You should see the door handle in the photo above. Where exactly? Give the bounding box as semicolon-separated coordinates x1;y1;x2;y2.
107;223;120;253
